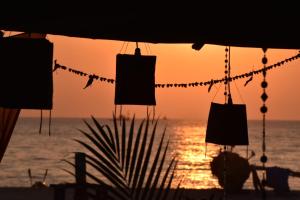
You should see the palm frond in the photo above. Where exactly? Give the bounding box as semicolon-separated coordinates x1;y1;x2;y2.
76;129;119;167
142;127;166;200
121;117;126;170
82;120;113;155
125;115;135;178
161;160;178;200
156;157;176;200
128;119;145;186
172;178;184;200
67;115;180;200
74;139;122;175
91;116;113;148
104;124;117;153
147;140;170;200
112;113;121;162
131;119;149;194
134;120;158;199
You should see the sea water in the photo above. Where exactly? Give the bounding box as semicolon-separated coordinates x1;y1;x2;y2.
1;118;300;190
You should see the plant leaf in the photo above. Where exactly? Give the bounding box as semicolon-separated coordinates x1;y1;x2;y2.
113;113;121;162
85;154;124;187
104;124;116;153
75;139;122;174
125;115;135;178
143;127;166;200
131;118;149;196
77;129;119;167
135;120;158;199
85;171;127;200
128;119;145;186
81;121;116;161
172;178;184;200
156;157;176;200
85;158;128;195
91;116;115;151
161;160;178;200
148;140;169;200
121;117;126;170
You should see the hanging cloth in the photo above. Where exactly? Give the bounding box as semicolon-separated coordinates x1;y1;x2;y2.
114;47;156;106
0;107;20;162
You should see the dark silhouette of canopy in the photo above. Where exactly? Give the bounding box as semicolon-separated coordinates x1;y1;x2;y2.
0;2;299;49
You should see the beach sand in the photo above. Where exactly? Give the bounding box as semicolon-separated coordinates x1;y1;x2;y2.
1;187;300;200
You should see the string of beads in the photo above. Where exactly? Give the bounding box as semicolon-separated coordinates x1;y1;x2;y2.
53;52;300;89
260;48;268;200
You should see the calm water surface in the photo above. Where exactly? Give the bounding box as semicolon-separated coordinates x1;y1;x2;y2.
1;118;300;190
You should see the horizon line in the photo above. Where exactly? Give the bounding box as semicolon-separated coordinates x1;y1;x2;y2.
17;116;300;122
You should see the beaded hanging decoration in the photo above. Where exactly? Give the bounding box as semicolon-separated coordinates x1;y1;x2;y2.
53;52;300;89
260;48;268;199
224;47;229;103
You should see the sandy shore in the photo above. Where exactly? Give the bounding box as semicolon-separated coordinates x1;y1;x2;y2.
1;187;300;200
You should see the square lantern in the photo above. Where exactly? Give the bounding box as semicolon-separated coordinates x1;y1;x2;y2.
114;49;156;105
206;102;249;145
0;37;53;109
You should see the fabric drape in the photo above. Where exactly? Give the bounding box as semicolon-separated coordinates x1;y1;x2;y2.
0;108;20;162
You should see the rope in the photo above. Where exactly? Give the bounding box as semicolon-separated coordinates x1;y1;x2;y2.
39;110;43;134
146;43;152;54
119;42;126;53
48;110;52;136
211;83;222;102
233;80;245;104
124;42;129;53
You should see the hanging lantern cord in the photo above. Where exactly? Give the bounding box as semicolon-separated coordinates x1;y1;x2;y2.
135;42;141;56
39;110;43;134
260;48;268;200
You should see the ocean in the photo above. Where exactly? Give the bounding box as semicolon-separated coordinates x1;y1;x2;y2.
1;117;300;191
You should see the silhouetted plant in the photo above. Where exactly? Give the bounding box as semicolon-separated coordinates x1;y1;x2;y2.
68;115;181;200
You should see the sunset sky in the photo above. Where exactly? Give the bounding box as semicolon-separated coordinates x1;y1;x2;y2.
20;35;300;120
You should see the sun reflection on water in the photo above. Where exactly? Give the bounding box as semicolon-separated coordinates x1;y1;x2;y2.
169;125;222;189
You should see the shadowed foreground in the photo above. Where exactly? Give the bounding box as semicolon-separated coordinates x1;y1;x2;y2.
1;187;300;200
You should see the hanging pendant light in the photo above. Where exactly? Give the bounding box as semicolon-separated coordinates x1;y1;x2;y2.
0;36;53;109
205;46;249;146
206;101;249;145
114;45;156;106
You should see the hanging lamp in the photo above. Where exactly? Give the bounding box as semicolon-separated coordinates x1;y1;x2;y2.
114;43;156;106
206;102;248;145
205;47;249;146
205;46;250;199
0;36;53;109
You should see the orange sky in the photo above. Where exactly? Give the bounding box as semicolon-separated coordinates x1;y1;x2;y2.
20;35;300;120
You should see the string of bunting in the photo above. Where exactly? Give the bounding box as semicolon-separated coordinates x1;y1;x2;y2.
53;52;300;89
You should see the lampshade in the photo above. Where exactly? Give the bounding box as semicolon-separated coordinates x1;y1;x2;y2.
114;49;156;105
0;37;53;109
205;102;249;145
